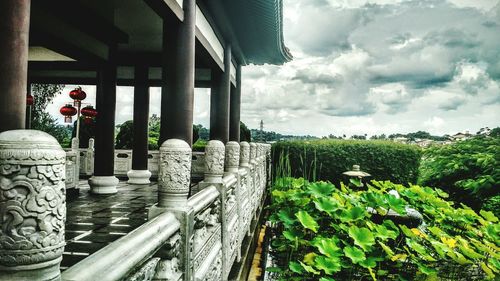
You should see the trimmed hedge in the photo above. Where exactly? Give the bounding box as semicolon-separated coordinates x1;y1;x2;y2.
272;140;422;185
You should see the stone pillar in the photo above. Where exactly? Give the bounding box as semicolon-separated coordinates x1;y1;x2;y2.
0;0;30;133
148;139;193;281
159;0;196;146
249;143;257;165
210;45;232;143
203;140;225;184
157;139;192;209
239;141;250;168
0;130;66;281
89;65;119;194
224;141;240;174
128;65;152;185
229;65;241;142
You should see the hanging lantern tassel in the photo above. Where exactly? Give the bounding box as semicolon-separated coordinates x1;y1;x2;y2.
81;105;98;125
60;104;77;123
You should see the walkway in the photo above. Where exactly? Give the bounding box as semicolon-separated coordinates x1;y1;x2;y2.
62;181;157;270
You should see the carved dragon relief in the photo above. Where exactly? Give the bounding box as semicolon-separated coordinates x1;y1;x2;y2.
159;149;191;194
0;162;66;267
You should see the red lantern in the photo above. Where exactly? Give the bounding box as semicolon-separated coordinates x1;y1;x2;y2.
26;93;34;106
81;105;97;125
60;104;77;123
69;87;86;106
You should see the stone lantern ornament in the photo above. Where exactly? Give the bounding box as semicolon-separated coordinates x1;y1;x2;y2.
343;164;371;187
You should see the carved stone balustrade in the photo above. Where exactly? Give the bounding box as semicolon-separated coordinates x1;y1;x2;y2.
0;130;66;281
224;141;240;174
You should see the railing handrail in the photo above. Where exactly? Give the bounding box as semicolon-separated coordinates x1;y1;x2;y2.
61;212;180;281
222;173;237;187
188;185;219;214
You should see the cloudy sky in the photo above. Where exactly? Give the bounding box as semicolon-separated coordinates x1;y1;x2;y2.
49;0;500;137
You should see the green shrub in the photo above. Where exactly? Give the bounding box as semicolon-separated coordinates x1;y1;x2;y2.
268;178;499;281
272;140;422;185
192;139;207;152
418;137;500;215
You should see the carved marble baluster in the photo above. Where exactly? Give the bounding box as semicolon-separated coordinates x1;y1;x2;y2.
224;141;240;174
149;139;193;281
0;130;66;281
203;140;225;184
157;139;192;208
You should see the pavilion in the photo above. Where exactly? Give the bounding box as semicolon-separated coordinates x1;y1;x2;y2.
0;0;290;280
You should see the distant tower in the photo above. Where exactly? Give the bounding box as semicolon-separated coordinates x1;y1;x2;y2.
260;120;264;141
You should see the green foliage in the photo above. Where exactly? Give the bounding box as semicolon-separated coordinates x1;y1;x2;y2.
71;117;96;148
192;139;207;152
268;178;499;281
115;120;134;149
30;84;71;147
418;137;500;215
272;139;422;185
116;117;200;150
240;121;251;142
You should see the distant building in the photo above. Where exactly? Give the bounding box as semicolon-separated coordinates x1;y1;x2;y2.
476;127;491;136
449;131;473;141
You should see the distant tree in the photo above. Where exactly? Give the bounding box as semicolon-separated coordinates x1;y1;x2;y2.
118;118;200;150
115;120;134;149
30;84;71;147
240;121;251;142
71;117;96;148
490;127;500;137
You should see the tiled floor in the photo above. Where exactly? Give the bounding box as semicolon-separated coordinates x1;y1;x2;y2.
62;180;158;270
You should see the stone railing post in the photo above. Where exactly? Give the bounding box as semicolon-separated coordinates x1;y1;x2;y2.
249;143;257;216
0;130;66;281
239;142;252;238
224;141;241;262
70;137;80;189
198;140;233;280
86;138;95;176
239;142;250;169
148;139;193;281
224;141;240;175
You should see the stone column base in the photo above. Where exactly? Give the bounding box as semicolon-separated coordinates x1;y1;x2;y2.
127;169;152;185
88;176;119;194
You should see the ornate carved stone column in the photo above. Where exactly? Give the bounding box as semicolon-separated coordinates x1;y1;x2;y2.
156;139;192;209
239;142;250;168
0;130;66;281
203;140;225;184
249;143;257;165
224;141;240;174
148;139;193;281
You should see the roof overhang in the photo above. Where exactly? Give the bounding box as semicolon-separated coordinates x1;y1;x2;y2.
199;0;292;65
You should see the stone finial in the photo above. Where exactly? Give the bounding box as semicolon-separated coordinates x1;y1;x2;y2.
239;142;250;168
71;137;79;150
249;143;257;161
158;139;192;208
0;130;66;281
225;141;240;173
204;140;225;183
88;138;95;150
